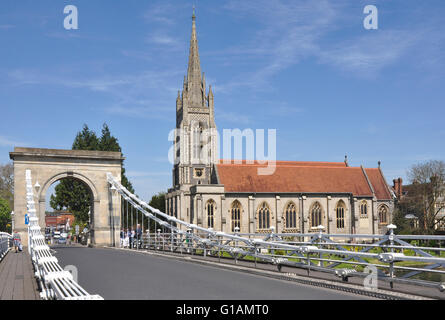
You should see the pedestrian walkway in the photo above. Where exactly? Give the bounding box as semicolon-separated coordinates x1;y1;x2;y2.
0;248;40;300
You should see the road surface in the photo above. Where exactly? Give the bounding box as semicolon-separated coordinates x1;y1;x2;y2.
53;246;368;300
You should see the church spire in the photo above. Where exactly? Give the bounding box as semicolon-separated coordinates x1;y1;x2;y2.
186;8;203;107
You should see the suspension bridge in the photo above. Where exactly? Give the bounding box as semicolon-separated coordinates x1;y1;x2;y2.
1;161;445;300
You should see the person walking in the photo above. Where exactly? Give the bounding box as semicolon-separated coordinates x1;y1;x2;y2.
136;224;142;249
130;229;135;248
123;229;129;248
119;229;125;248
12;230;21;253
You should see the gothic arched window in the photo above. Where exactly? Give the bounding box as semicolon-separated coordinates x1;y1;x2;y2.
206;200;215;228
336;200;346;229
284;202;297;230
310;202;323;228
360;201;368;217
257;202;271;231
379;205;388;224
231;200;241;232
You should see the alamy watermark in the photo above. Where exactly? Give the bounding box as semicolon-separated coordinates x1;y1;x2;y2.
363;265;378;291
63;5;78;30
64;265;78;283
363;5;378;30
168;128;277;175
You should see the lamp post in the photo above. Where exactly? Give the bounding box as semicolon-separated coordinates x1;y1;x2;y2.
110;185;117;247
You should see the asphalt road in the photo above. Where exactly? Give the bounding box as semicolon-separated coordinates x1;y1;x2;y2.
53;246;368;300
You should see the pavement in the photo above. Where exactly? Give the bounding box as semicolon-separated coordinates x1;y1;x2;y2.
0;249;40;300
52;245;370;300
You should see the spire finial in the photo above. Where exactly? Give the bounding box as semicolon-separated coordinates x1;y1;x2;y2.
186;4;203;107
192;5;196;21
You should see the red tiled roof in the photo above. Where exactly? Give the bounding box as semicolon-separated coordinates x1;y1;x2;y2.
218;160;347;167
216;160;391;200
365;168;393;200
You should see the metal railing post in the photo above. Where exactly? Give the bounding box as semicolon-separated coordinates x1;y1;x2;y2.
388;224;397;289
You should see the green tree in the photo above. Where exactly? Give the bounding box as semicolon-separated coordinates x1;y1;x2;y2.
0;197;11;233
0;163;14;209
50;179;92;223
51;123;134;223
98;123;134;193
148;192;166;232
392;203;413;234
72;124;99;150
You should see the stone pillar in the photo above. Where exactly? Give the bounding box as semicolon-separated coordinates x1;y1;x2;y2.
275;195;280;233
301;196;307;232
327;196;331;233
220;195;225;232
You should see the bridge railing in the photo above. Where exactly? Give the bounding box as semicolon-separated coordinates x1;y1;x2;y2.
0;232;12;261
26;170;103;300
108;173;445;295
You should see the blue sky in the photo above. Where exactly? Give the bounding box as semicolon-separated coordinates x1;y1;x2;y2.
0;0;444;202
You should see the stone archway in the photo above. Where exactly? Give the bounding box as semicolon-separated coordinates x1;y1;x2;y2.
10;147;123;247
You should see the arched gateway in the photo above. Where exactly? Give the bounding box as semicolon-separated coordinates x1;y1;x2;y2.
10;147;122;247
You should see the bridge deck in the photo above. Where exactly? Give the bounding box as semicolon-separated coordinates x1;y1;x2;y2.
0;249;40;300
53;246;369;300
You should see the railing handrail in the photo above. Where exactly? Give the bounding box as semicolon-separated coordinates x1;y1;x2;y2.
26;169;103;300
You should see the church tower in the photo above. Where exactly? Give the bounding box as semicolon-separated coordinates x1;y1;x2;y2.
173;11;217;189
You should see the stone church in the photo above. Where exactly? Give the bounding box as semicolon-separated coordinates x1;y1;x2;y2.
166;13;395;235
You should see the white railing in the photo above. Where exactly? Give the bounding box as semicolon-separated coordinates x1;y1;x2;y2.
0;232;12;261
26;170;103;300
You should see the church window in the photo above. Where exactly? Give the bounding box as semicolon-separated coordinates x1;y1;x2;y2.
360;201;368;217
257;202;271;231
336;201;345;229
207;200;215;228
284;202;297;230
379;205;388;224
310;202;323;228
231;200;241;232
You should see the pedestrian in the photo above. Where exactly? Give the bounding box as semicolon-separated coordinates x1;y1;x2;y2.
127;228;132;248
120;229;125;248
131;228;135;248
12;230;21;253
124;229;129;248
136;224;142;249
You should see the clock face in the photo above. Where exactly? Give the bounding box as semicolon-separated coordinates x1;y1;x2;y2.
194;168;203;178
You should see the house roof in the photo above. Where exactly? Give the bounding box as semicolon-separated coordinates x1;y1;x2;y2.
216;160;392;199
364;168;393;200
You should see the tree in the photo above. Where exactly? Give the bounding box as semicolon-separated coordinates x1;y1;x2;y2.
98;124;134;193
406;160;445;233
0;197;11;233
72;124;99;150
392;204;413;234
51;123;135;223
50;179;92;223
0;163;14;209
148;192;166;232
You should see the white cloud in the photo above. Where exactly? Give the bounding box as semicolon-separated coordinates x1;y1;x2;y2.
218;0;443;90
318;30;420;77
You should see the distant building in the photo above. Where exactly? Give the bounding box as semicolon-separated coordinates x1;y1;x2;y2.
45;211;75;231
165;13;395;235
394;180;445;231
